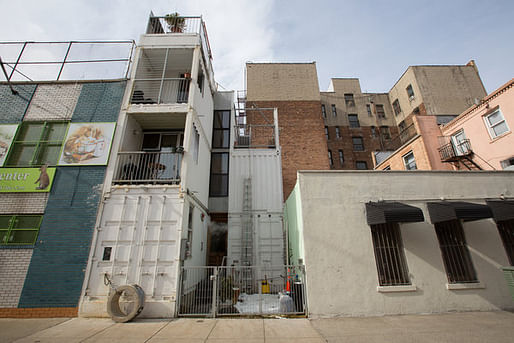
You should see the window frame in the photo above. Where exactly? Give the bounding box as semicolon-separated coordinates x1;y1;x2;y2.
335;126;341;139
355;161;368;170
212;110;231;149
338;149;344;166
352;136;364;151
209;152;229;197
321;104;326;118
0;215;43;246
375;104;386;118
370;223;411;286
366;104;372;117
328;150;333;167
392;99;401;116
434;220;478;284
497;219;514;265
5;121;68;167
324;126;329;140
344;93;355;107
406;84;415;99
331;104;337;117
483;109;509;139
403;151;417;170
348;114;360;128
380;126;391;140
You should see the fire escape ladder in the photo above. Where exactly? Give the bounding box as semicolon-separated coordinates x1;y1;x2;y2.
460;155;482;170
241;177;254;291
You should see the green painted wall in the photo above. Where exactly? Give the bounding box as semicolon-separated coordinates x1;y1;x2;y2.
284;183;304;266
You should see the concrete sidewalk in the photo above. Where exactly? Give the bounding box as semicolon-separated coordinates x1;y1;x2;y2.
0;311;512;343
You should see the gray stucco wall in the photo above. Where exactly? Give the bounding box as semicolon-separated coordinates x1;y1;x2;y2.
296;171;514;317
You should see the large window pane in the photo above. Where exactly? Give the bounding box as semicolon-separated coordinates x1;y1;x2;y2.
13;216;41;229
35;143;62;165
209;174;228;197
211;153;228;173
10;230;38;244
213;130;229;149
6;143;37;166
16;123;44;141
45;122;68;141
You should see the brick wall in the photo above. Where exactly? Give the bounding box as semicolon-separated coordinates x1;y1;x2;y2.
24;84;82;121
250;100;329;199
18;166;105;308
72;81;126;122
0;193;49;214
0;84;36;123
0;249;33;308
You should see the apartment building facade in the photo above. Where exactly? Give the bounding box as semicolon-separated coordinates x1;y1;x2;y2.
0;40;129;317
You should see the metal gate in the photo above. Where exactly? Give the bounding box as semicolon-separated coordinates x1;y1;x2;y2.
177;265;306;317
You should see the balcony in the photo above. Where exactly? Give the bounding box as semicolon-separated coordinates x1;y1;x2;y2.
438;138;472;162
383;123;418;151
130;78;190;105
113;151;183;185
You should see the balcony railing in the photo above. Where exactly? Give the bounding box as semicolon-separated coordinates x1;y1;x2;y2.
130;78;190;105
113;151;183;185
438;138;472;162
383;123;418;151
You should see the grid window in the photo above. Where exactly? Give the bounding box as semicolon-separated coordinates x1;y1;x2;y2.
321;104;326;118
406;84;415;99
348;114;360;128
393;99;401;115
376;104;386;118
344;93;355;107
209;152;229;196
338;150;344;165
331;104;337;117
212;110;230;148
484;109;509;138
380;126;391;140
335;126;341;138
0;215;42;245
328;150;333;167
324;126;329;140
435;220;478;284
403;151;417;170
497;219;514;265
356;161;367;170
370;223;411;286
6;121;68;167
352;137;364;151
366;104;372;116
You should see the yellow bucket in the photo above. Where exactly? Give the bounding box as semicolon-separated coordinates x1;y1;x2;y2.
261;280;270;294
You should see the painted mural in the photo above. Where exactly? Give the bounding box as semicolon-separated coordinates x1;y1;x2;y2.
0;124;18;167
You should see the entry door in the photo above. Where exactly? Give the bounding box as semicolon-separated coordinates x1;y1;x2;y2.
159;133;182;179
451;130;468;156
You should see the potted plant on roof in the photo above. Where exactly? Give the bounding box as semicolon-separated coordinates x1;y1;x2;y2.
165;12;186;33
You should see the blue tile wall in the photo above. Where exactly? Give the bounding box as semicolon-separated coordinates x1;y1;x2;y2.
72;81;126;123
18;167;105;308
0;84;36;123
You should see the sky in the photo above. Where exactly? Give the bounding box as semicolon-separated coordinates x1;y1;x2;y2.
1;0;513;93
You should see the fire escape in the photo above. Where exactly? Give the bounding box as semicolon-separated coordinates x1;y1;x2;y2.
437;137;482;170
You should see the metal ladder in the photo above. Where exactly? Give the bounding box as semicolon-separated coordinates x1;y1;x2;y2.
241;177;254;292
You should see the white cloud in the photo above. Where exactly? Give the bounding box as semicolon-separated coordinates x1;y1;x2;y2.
0;0;275;90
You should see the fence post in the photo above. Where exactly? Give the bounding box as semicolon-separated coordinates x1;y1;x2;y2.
210;267;218;317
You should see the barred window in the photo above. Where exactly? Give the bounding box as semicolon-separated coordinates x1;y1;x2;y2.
497;219;514;265
370;223;410;286
434;220;478;283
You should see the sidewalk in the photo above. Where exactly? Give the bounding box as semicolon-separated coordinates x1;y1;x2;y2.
1;311;512;343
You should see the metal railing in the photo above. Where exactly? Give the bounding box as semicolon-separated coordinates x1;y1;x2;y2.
0;41;135;82
113;151;183;184
130;78;190;105
178;265;306;317
234;108;277;149
383;123;418;151
438;138;472;161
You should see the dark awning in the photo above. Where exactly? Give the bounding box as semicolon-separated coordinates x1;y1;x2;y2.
427;201;493;224
486;200;514;222
365;202;425;225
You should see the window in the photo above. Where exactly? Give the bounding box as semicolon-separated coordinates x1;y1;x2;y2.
338;150;344;165
375;104;385;118
383;166;391;170
185;205;194;258
335;126;341;138
328;150;333;167
497;219;514;265
371;126;377;138
393;99;401;116
321;104;326;118
435;220;478;283
406;84;415;99
380;126;391;140
6;121;68;167
344;93;355;107
356;161;367;170
324;126;329;140
371;223;411;286
209;152;229;197
403;151;417;170
451;130;470;155
352;137;364;151
500;156;514;170
348;114;360;128
484;109;509;138
366;104;372;116
0;215;42;245
331;104;337;117
212;110;230;149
